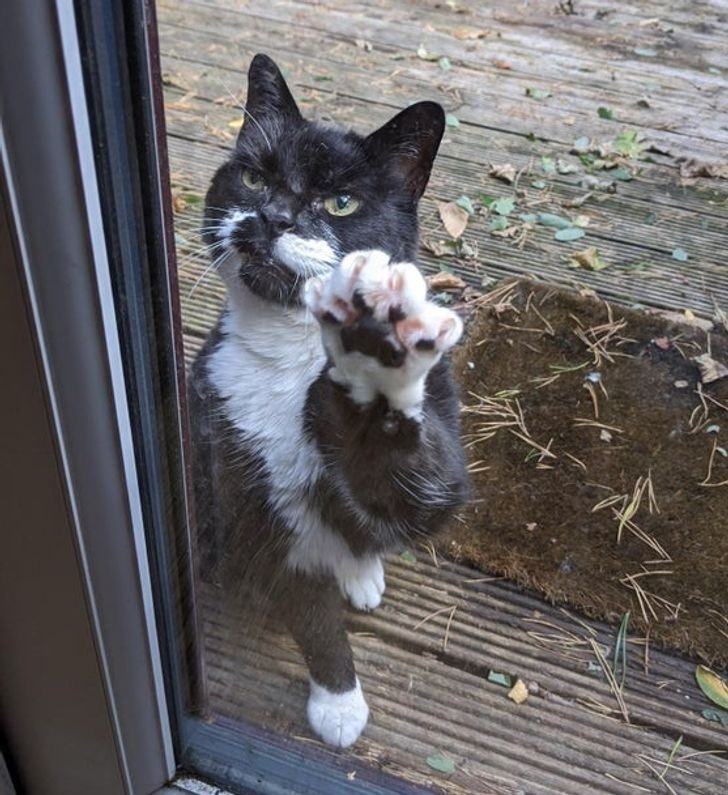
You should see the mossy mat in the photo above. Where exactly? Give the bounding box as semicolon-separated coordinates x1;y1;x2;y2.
447;280;728;668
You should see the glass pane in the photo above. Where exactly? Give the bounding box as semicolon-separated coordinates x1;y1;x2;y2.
157;1;728;792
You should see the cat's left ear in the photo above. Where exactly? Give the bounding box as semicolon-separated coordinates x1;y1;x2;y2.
244;53;302;126
363;102;445;199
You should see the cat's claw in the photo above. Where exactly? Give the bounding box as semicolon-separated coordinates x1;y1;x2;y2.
337;555;385;611
304;250;463;417
307;678;369;748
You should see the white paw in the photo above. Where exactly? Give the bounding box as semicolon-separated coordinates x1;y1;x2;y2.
303;250;463;417
337;555;385;611
307;678;369;748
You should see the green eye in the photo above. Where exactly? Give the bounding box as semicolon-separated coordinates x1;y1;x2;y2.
324;194;360;217
242;169;266;191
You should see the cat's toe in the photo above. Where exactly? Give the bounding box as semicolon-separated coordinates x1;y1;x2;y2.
396;303;463;354
307;679;369;748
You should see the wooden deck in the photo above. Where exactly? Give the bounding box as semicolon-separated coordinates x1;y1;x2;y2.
158;1;728;791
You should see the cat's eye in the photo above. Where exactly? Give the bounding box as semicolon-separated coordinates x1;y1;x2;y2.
241;168;266;191
323;194;360;217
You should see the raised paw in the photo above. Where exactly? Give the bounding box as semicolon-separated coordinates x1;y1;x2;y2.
307;678;369;748
336;555;385;611
303;250;463;416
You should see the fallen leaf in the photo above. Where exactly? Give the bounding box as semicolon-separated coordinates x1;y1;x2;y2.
489;163;517;184
493;58;512;70
611;167;634;181
445;113;460;128
541;156;556;174
416;44;440;61
537;212;572;229
451;26;491;39
489;216;509;232
491;196;515;216
570;247;608;271
488;671;513;687
597;106;615;120
634;47;658;57
696;665;728;709
531;180;547;190
563;192;593;208
400;550;417;563
555;227;586;242
674;380;689;389
426;752;456;775
455;195;475;215
692;353;728;384
672;247;689;262
427;271;467;291
507;679;530;704
573;214;591;228
556;159;580;174
438;201;469;238
678;159;728;179
354;38;373;51
526;87;552;100
438;56;452;71
614;129;647;159
600;429;613;442
702;708;728;726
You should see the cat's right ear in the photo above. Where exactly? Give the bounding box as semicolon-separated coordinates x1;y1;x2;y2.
242;54;302;133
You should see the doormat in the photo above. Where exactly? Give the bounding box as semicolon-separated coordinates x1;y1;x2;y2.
446;280;728;667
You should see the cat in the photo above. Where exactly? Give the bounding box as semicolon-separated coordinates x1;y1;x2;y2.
188;53;469;748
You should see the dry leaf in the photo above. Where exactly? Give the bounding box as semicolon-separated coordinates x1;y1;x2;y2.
599;429;613;442
427;271;467;291
493;59;512;70
451;27;491;40
678;158;728;180
696;665;728;709
438;201;469;239
693;353;728;384
489;163;517;184
507;679;529;704
569;247;608;271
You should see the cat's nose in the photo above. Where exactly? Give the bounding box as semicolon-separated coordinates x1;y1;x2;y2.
261;198;295;234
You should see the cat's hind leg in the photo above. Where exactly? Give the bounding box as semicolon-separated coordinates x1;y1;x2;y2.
274;570;369;747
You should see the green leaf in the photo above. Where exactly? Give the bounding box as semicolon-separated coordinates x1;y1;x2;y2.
536;212;572;229
702;708;728;726
426;752;456;775
597;106;614;120
416;44;440;61
541;156;556;174
489;216;509;232
696;665;728;709
672;247;689;262
555;227;586;242
526;87;552;100
531;180;546;190
492;196;515;216
400;550;417;564
611;167;633;181
445;113;460;128
488;671;512;687
519;213;538;223
479;193;495;207
572;135;591;153
634;47;658;57
645;212;658;225
438;56;452;71
455;195;475;214
614;129;645;158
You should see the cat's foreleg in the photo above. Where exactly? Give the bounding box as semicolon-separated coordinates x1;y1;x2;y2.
275;570;369;747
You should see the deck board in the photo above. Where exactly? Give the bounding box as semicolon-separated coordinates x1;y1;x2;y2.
159;1;728;791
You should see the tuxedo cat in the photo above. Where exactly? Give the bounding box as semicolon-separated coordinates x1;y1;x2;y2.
188;53;469;748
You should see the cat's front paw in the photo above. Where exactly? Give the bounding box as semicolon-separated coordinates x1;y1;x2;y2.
337;555;385;611
303;250;463;418
307;678;369;748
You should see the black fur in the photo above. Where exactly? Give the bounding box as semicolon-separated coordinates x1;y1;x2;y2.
189;54;469;732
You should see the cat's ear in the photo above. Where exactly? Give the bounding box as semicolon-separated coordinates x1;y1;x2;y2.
363;102;445;199
243;53;302;128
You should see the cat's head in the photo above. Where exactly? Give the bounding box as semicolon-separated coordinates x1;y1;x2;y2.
205;54;445;305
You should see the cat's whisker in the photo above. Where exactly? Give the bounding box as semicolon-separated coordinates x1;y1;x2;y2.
216;75;273;152
185;248;232;299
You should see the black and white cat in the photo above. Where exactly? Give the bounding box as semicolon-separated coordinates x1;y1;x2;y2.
188;54;469;748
